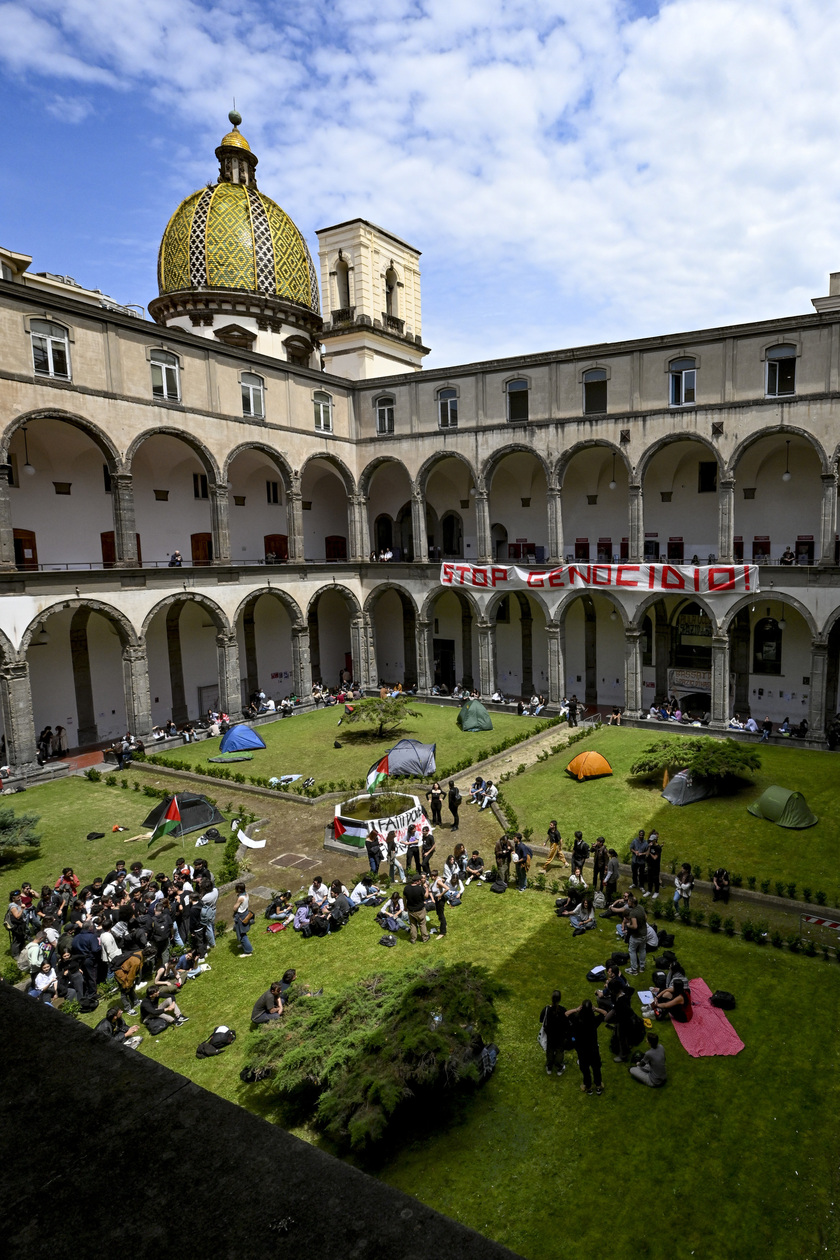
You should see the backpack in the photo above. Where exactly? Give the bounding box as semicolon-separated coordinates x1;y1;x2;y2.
711;990;736;1010
145;1016;168;1035
209;1026;236;1048
593;891;606;909
490;880;507;894
79;994;100;1014
379;934;397;947
657;929;675;948
266;922;286;934
452;788;462;805
377;913;402;933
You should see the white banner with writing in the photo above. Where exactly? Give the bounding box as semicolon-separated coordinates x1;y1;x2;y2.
440;562;759;595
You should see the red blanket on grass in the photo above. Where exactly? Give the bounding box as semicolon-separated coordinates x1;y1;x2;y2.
672;978;744;1058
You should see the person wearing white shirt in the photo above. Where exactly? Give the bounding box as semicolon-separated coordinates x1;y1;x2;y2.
350;878;380;906
308;877;329;907
479;782;498;810
744;717;759;733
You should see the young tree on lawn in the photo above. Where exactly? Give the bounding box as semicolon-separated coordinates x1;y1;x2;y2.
343;696;421;738
630;737;761;782
0;806;41;853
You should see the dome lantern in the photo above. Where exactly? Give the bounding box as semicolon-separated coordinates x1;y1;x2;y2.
216;110;258;188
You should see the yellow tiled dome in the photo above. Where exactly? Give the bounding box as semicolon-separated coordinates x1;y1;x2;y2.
219;127;251;151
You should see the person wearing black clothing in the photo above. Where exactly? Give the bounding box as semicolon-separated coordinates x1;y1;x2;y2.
404;875;430;943
421;827;436;875
70;921;101;996
95;1007;142;1047
591;837;608;891
712;868;731;903
56;949;85;1002
539;990;568;1076
251;983;284;1023
646;836;663;898
365;830;382;876
447;780;461;831
567;695;579;727
329;881;352;931
495;834;513;883
140;984;187;1028
426;782;444;826
405;825;422;875
567;998;605;1094
571;831;589;874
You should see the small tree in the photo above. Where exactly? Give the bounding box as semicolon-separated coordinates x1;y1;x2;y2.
0;805;41;854
630;737;761;782
342;696;421;738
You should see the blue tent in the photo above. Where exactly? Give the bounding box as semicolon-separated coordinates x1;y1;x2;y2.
219;724;266;753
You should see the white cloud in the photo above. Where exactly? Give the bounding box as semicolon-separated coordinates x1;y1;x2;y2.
45;93;94;123
3;0;840;365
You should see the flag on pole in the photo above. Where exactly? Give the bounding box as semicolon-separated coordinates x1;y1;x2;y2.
148;796;181;847
366;755;389;795
334;817;369;842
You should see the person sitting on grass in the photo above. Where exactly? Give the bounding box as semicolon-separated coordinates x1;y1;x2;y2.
251;982;284;1024
328;881;353;931
629;1032;667;1087
307;877;329;909
569;896;596;936
95;1006;143;1049
556;868;587;915
377;889;408;932
265;890;294;925
139;983;188;1030
444;867;465;904
443;854;460;884
350;876;381;907
477;780;498;811
595;965;633;1013
464;851;485;884
293;898;313;937
154;956;183;994
654;977;691;1022
29;959;58;1004
468;776;486;804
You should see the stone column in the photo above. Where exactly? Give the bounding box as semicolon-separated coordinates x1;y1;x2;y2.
350;614;376;688
121;644;153;740
628;484;644;563
410;485;428;562
349;494;369;562
807;639;828;740
717;476;735;564
474;490;492;563
216;632;242;715
818;473;838;567
416;618;433;692
545;622;566;705
0;465;17;571
476;619;496;696
209;482;231;567
0;660;39;768
546;487;563;564
291;623;312;697
287;486;305;561
624;627;644;718
112;472;139;567
709;634;730;729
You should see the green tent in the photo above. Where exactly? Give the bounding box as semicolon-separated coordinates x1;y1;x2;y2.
456;699;493;732
747;785;818;829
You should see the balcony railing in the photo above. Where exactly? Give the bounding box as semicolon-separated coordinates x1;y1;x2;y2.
381;313;405;334
330;306;355;325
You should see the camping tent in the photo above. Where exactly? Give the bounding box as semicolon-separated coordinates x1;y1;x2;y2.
457;700;493;732
566;750;613;781
662;769;717;806
386;738;437;777
142;793;227;838
219;724;266;753
747;785;818;829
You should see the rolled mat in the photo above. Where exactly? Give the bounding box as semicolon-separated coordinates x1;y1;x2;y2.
672;977;744;1057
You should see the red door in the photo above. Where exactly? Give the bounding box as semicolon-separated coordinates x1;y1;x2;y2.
13;529;37;571
325;535;347;560
191;533;213;566
101;532;142;568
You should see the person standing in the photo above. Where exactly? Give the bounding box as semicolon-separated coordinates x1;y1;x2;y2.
405;825;422;875
421;826;436;875
514;833;531;892
495;834;513;883
629;1032;667;1087
404;874;429;944
429;871;448;939
602;849;620;903
645;833;663;899
566;999;605;1095
591;836;608;890
539;990;568;1076
70;919;101;996
571;831;589;875
567;695;579;727
630;830;649;889
673;863;694;912
365;827;383;876
543;821;568;872
447;780;461;831
385;830;406;884
625;901;649;975
426;782;444;826
233;882;254;956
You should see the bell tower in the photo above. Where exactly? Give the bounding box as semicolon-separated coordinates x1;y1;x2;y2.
316;218;429;379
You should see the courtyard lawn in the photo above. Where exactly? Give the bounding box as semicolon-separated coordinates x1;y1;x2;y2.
3;773;838;1259
500;726;840;894
153;703;552;789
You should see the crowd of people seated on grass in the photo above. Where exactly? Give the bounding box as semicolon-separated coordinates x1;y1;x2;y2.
646;696;710;725
4;852;226;1045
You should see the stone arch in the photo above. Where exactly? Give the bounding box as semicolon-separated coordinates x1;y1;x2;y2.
363;581;420;618
719;591;818;638
555;439;631;487
306;582;362;620
19;598;139;655
141;592;230;640
727;425;830;477
358;455;412;499
223;442;294;491
420;584;482;623
299;451;357;496
629;591;719;632
415;449;478;496
2;408;123;470
481;443;553;491
126;426;222;483
484;586;551;623
636;431;724;483
233;586;304;630
0;623;21;665
818;602;840;640
554;588;630;629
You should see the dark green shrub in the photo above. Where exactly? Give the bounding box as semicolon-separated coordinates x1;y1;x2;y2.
678;907;691;927
787;933;801;953
663;902;676;922
746;876;756;891
731;873;743;888
802;887;812;903
822;945;832;961
84;768;102;782
133;781;141;792
760;880;771;895
104;773;118;787
775;881;785;899
753;919;769;944
723;918;736;937
708;911;722;933
803;939;817;958
692;909;705;928
741;920;755;942
816;891;827;906
549;879;560;896
786;883;797;900
534;872;546;891
770;930;784;949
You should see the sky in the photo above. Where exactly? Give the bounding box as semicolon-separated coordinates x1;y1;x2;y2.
1;0;839;369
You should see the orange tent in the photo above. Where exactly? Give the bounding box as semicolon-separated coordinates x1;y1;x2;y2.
566;750;613;781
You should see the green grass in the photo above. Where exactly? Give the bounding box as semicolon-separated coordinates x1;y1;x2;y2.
151;703;552;789
501;726;840;892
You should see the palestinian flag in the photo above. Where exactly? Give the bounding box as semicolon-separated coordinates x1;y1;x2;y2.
366;755;389;795
334;817;369;844
148;796;181;847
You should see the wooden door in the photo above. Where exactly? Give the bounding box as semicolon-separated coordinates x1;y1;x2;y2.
191;533;213;566
101;532;142;568
325;534;347;560
263;534;288;561
13;529;37;571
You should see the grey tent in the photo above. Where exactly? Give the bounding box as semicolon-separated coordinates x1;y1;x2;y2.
142;793;227;838
747;785;818;829
457;699;494;732
661;770;717;806
386;738;437;777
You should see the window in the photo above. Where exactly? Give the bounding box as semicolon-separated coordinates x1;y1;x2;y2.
314;391;333;432
193;473;209;499
376;396;395;435
31;319;70;379
151;349;180;401
698;461;718;493
669;357;696;406
507;379;529;422
438;388;458;429
753;617;782;675
583;369;607;414
266;480;279;504
241;372;265;418
766;345;796;397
